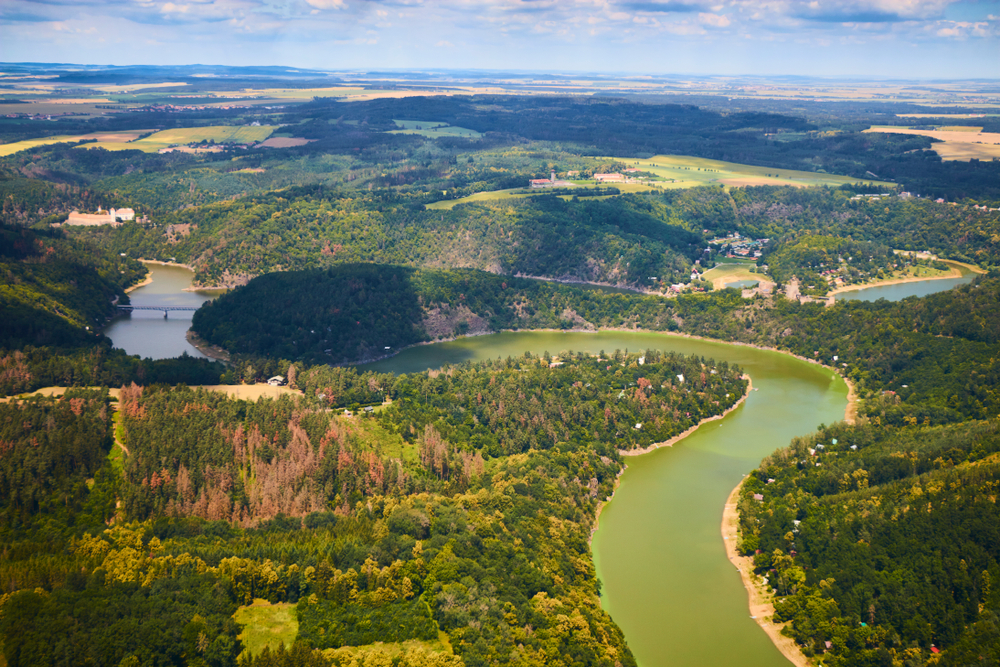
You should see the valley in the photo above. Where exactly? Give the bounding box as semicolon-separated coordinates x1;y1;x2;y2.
1;62;999;667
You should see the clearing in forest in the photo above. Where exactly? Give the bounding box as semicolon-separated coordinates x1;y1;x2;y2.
390;120;482;138
428;154;889;209
609;154;892;188
702;261;771;290
233;600;298;657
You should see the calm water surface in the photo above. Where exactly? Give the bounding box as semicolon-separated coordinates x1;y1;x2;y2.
364;331;848;667
121;266;948;666
103;263;224;360
835;261;976;302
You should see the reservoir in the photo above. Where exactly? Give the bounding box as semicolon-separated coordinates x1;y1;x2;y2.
364;331;848;667
104;263;223;360
114;272;867;665
834;260;977;302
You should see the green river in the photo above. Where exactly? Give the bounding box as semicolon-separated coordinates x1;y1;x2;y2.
110;267;857;666
362;331;849;667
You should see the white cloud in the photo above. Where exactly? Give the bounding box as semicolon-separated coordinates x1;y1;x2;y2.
699;11;729;26
305;0;346;9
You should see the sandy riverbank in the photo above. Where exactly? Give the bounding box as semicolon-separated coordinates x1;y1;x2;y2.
185;330;231;363
722;480;811;667
125;259;195;293
619;374;753;457
828;259;983;298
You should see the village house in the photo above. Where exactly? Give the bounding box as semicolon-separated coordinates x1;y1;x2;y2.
529;170;575;188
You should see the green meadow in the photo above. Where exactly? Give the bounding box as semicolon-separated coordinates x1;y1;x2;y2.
233;600;298;657
612;154;894;189
390;120;482;138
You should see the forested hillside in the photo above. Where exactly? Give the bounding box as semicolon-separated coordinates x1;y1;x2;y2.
194;265;1000;430
0;224;145;348
59;184;999;296
2;351;744;666
737;419;1000;666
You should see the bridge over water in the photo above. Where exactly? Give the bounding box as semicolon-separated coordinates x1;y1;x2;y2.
116;305;198;318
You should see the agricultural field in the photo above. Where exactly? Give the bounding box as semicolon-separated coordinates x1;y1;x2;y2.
609;154;893;188
85;125;277;152
428;153;890;209
0;130;152;156
864;125;1000;160
1;125;276;155
389;119;482;138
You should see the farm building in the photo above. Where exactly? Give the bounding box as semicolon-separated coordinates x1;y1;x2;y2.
529;170;575;188
594;173;624;182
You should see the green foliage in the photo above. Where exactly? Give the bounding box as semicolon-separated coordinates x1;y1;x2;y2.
298;597;437;648
1;574;242;667
0;390;112;531
0;224;146;348
739;419;1000;665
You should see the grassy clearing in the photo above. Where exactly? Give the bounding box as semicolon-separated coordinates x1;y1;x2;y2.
425;184;646;210
196;384;301;401
390;120;482;139
702;262;767;290
610;154;892;189
233;600;298;658
428;154;883;210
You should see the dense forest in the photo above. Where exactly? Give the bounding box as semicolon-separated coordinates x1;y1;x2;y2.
1;351;743;666
737;419;1000;666
0;224;146;348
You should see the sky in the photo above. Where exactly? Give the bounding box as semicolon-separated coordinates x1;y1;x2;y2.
1;0;997;78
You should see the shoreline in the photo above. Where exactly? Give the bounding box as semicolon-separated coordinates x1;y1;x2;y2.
828;259;983;298
722;480;811;667
185;330;231;363
209;326;858;421
590;372;754;543
619;374;753;456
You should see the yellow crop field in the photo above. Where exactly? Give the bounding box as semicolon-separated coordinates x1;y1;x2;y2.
2;126;276;156
0;130;152;156
86;125;277;153
864;126;1000;161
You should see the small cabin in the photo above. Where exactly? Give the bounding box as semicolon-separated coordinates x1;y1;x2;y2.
267;375;286;386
